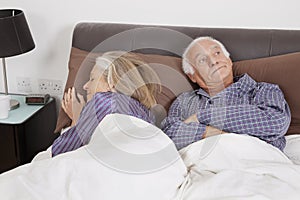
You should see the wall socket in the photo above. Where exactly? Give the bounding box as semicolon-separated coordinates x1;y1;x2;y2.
16;77;32;93
38;79;63;95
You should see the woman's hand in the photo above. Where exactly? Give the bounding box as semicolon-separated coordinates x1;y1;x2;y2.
62;87;86;126
62;88;73;120
71;87;85;126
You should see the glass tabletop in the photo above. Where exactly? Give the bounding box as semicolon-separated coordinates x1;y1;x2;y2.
0;94;53;125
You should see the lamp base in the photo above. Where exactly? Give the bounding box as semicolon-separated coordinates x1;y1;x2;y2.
10;99;20;110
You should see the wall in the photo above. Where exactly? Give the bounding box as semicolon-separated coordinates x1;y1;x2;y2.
1;0;300;98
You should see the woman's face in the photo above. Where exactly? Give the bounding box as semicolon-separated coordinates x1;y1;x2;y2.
83;65;110;101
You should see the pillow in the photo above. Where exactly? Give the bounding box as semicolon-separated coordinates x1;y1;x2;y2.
56;48;300;136
54;47;195;133
136;52;196;111
284;135;300;164
233;52;300;135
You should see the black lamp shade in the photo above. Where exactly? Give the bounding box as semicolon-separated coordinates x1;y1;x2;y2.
0;9;35;58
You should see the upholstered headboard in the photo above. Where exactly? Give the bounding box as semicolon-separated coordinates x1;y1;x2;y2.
55;22;300;134
72;22;300;60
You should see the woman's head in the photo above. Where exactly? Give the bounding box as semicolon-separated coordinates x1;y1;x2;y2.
83;51;160;109
83;63;111;101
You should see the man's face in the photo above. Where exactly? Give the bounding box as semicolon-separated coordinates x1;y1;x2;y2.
186;39;233;90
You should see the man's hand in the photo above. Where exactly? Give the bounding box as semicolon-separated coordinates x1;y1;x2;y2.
204;126;228;138
184;114;199;124
62;87;86;126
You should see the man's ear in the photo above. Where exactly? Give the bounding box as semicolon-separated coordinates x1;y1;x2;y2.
187;73;196;83
187;72;207;89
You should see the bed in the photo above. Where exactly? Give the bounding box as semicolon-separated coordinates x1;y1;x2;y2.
1;22;300;200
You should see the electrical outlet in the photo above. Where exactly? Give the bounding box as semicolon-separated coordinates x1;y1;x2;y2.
38;79;63;95
16;77;32;93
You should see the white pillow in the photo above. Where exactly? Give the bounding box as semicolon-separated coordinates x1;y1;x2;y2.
284;135;300;165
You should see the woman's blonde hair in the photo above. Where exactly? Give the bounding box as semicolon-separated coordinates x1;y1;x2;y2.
95;51;161;109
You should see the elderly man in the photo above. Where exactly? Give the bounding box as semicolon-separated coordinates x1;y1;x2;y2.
161;36;291;151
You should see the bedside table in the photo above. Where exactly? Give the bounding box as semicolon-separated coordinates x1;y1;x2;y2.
0;94;59;173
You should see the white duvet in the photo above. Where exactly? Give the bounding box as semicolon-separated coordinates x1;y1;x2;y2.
177;134;300;200
1;114;300;200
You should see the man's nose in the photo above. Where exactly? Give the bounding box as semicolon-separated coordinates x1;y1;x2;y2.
211;61;219;67
209;58;219;67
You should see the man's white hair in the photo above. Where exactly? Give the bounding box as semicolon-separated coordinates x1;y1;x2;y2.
182;36;230;74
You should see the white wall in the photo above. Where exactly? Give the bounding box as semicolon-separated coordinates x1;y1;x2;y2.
1;0;300;98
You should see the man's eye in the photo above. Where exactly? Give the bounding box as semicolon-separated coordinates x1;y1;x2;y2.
215;51;220;55
199;57;206;63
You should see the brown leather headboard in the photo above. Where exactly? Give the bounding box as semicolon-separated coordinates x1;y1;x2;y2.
72;22;300;61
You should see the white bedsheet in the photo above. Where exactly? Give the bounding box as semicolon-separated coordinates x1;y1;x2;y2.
0;114;187;200
176;134;300;200
1;114;300;200
32;134;300;166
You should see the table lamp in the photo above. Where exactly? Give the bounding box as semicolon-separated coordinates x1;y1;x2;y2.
0;9;35;109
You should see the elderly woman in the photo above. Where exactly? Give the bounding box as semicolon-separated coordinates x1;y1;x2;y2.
52;51;160;157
